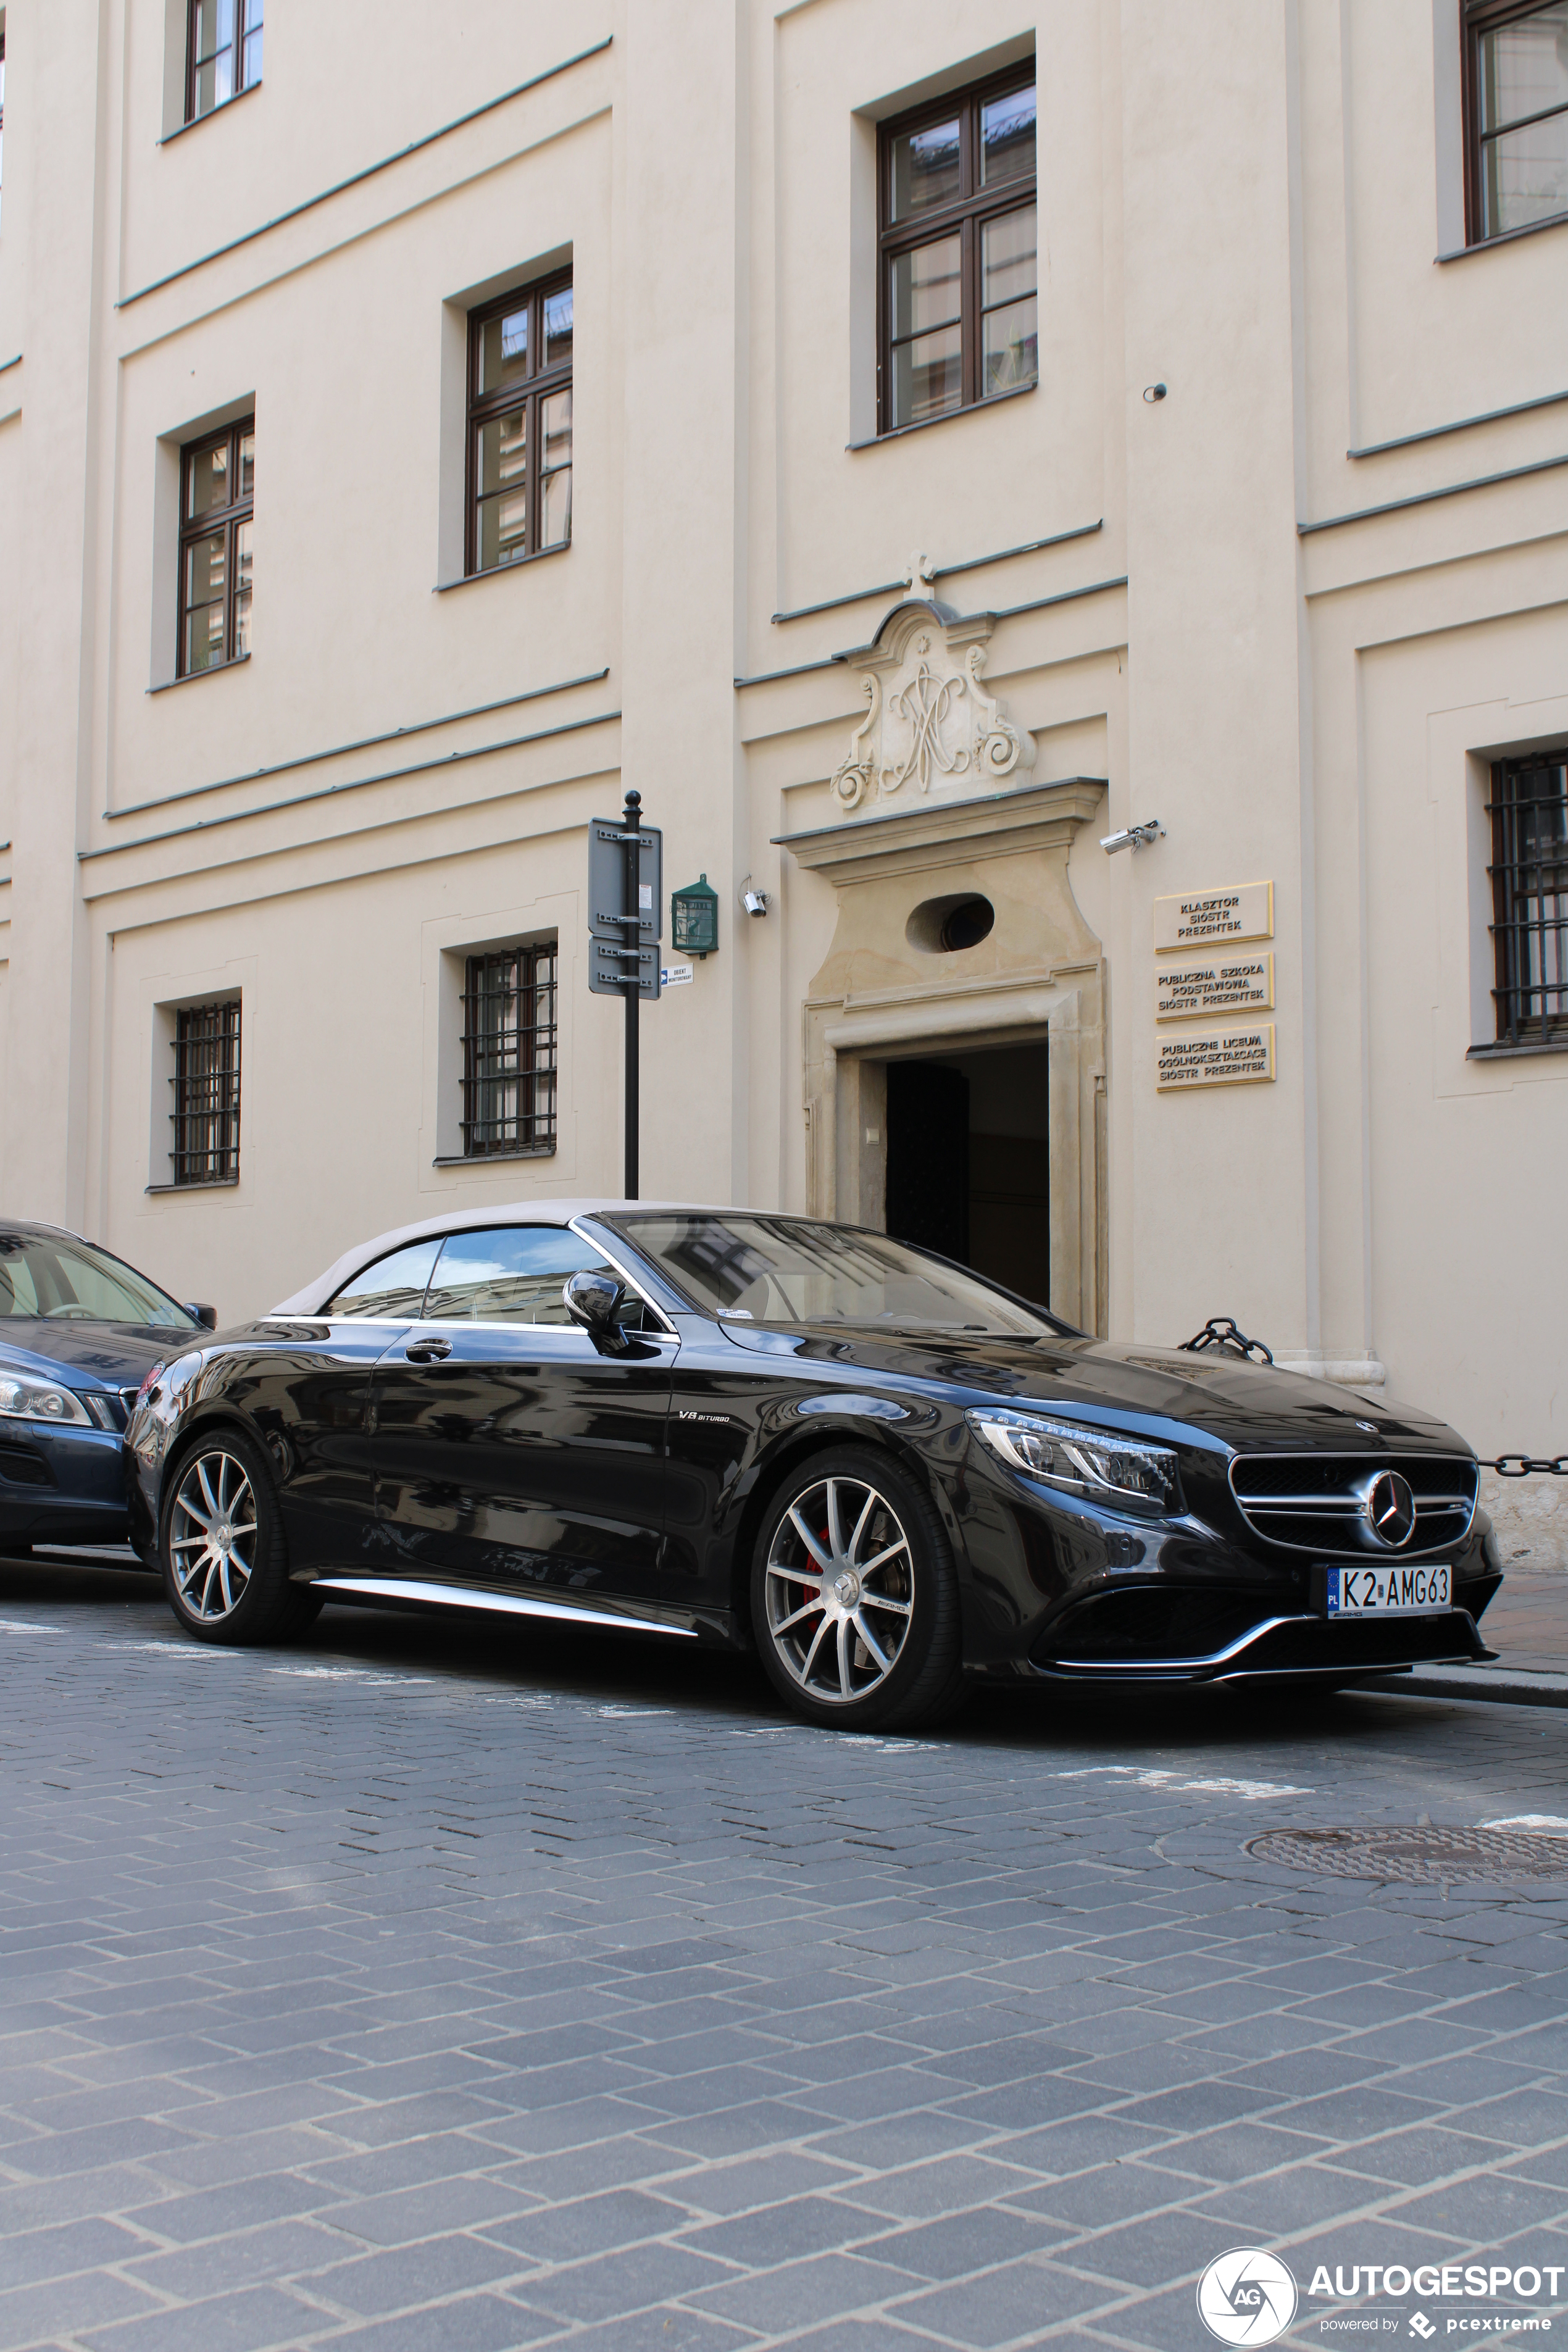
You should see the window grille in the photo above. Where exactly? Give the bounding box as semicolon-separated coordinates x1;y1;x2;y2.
170;999;242;1184
1489;748;1568;1046
461;943;557;1156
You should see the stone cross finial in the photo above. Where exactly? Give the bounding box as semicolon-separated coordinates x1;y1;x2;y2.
903;551;935;591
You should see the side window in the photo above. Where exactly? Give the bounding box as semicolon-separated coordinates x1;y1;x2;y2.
188;0;262;123
422;1227;646;1328
179;417;253;675
878;70;1037;434
466;275;573;574
325;1240;443;1319
1463;0;1568;243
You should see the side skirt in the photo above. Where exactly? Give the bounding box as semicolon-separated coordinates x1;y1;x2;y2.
307;1574;701;1640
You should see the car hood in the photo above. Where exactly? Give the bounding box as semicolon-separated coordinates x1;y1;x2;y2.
714;1320;1467;1454
0;1321;194;1391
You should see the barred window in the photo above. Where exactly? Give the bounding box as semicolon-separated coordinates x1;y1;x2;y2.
170;1000;242;1185
1490;748;1568;1046
461;944;557;1156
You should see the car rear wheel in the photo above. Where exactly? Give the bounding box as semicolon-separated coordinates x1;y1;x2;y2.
161;1431;314;1645
749;1447;965;1732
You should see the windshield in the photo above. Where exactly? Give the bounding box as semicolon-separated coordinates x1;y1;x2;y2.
0;1230;196;1328
615;1213;1061;1336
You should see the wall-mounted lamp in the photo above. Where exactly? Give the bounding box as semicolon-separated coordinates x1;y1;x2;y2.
1100;820;1166;855
739;876;769;917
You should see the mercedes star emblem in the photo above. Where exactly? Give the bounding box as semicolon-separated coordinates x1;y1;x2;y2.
1365;1469;1417;1549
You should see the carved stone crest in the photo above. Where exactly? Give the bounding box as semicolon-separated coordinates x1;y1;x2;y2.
828;601;1035;815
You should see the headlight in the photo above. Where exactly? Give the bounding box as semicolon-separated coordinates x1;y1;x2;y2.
134;1361;167;1411
0;1372;92;1427
966;1407;1179;1511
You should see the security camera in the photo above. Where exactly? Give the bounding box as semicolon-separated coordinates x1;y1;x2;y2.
740;879;769;917
1099;820;1165;855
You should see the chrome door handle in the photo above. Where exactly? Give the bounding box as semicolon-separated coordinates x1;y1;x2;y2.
405;1338;452;1363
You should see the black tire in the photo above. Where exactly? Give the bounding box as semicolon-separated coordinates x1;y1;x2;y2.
159;1428;309;1645
749;1446;966;1732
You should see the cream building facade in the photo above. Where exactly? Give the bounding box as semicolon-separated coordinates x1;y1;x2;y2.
0;0;1565;1476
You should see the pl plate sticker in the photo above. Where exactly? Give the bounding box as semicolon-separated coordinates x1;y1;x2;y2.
1197;2249;1299;2345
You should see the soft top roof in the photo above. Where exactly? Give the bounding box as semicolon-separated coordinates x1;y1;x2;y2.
269;1200;751;1316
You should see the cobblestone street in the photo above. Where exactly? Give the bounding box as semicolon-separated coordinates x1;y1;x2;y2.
2;1556;1567;2352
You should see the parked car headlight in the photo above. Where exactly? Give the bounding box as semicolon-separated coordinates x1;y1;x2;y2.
134;1361;167;1411
0;1372;92;1427
966;1407;1179;1511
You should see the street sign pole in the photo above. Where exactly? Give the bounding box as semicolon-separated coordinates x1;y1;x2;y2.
587;798;661;1195
623;790;641;1199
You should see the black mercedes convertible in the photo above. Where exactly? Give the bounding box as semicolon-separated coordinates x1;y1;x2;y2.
125;1203;1500;1730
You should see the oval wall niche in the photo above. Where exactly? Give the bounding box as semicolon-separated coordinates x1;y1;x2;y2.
906;894;996;954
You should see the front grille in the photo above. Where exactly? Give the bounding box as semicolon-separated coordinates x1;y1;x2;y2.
0;1440;52;1487
1229;1453;1477;1558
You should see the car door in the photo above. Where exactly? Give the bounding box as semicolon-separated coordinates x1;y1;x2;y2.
262;1235;446;1565
370;1224;676;1606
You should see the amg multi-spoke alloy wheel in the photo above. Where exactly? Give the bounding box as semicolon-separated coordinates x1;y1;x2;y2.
751;1446;964;1732
169;1449;256;1622
159;1430;317;1645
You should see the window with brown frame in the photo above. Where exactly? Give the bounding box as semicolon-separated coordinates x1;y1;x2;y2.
461;943;558;1156
1462;0;1568;243
178;417;253;677
466;275;573;575
877;69;1037;435
1488;748;1568;1046
170;999;242;1185
186;0;262;123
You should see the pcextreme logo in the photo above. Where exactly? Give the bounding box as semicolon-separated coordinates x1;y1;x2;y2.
1198;2250;1299;2345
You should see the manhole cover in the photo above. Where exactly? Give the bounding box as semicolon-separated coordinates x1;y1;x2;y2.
1248;1825;1568;1884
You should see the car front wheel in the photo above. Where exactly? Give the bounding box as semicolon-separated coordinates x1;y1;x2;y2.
749;1447;965;1732
160;1431;314;1645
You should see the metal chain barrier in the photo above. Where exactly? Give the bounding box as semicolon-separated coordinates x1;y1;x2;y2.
1179;1317;1275;1366
1483;1456;1568;1477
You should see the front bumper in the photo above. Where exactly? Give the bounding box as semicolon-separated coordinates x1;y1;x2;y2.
0;1421;130;1545
953;1433;1503;1683
1030;1603;1495;1685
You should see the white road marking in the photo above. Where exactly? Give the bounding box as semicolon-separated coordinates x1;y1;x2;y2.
1057;1765;1314;1800
1482;1814;1568;1833
0;1619;62;1635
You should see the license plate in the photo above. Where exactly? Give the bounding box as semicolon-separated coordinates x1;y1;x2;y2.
1325;1563;1451;1616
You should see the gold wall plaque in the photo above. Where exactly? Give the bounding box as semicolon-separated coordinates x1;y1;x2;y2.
1157;1025;1277;1090
1156;953;1274;1022
1154;880;1274;953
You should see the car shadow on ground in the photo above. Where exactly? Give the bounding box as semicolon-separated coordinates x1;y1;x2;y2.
0;1547;1467;1766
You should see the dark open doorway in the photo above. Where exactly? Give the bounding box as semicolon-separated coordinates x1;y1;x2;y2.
884;1039;1050;1307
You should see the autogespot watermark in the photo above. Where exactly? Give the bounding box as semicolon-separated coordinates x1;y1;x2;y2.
1196;2251;1564;2346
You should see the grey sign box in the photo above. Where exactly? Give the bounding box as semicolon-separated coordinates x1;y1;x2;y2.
588;818;662;943
588;936;662;1000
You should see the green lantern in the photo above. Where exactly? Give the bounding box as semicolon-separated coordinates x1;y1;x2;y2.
671;872;720;959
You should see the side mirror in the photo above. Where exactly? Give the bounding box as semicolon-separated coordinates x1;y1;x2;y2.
185;1303;219;1332
563;1268;628;1353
